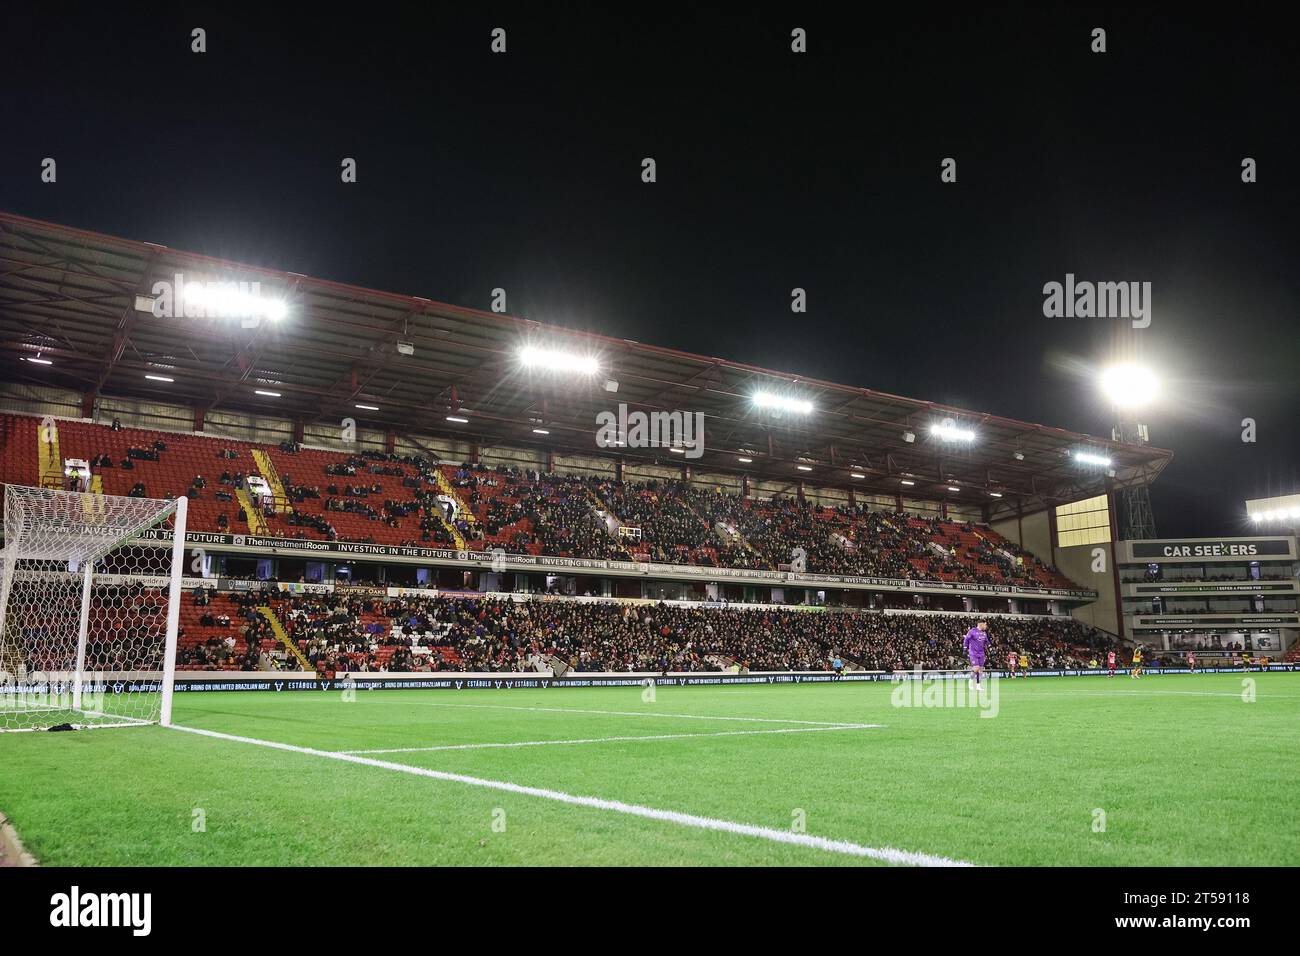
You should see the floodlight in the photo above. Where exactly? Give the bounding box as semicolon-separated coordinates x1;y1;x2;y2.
518;345;600;375
1099;363;1159;409
1073;450;1113;468
752;391;814;415
931;420;975;442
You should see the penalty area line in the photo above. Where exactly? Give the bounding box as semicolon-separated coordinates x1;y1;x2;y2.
167;723;969;867
337;722;881;754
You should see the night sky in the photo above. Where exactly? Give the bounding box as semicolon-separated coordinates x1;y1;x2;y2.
2;5;1296;537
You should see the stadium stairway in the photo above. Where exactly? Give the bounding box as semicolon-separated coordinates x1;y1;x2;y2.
36;418;62;489
249;449;292;514
255;606;312;671
432;469;476;528
235;487;269;535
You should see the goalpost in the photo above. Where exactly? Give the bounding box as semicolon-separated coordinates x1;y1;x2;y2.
0;484;188;732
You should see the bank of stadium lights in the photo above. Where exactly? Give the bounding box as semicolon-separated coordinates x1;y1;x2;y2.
355;404;379;411
930;420;976;443
850;472;866;479
1251;509;1300;524
737;457;753;463
532;428;550;435
947;485;961;493
145;374;174;383
254;389;281;398
1099;363;1159;409
518;345;601;376
752;391;814;415
989;491;1003;498
900;479;916;486
22;354;53;365
134;286;289;323
1073;449;1113;468
446;415;469;424
797;464;813;472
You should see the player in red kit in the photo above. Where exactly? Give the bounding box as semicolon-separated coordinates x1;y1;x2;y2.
1107;650;1117;677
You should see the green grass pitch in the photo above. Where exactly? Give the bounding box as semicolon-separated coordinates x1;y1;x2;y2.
1;673;1296;866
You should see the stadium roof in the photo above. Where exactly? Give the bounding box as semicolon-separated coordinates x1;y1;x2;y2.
0;211;1172;519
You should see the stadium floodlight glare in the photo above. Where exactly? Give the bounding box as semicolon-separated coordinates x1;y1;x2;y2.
752;391;814;415
532;428;550;435
145;374;174;383
850;472;866;479
669;447;685;454
796;464;813;471
989;491;1003;498
1073;450;1113;468
518;345;600;375
22;355;53;365
947;486;961;493
182;283;288;322
254;389;281;397
446;415;469;424
355;404;379;411
931;420;976;443
1099;363;1159;409
900;479;915;486
737;457;753;463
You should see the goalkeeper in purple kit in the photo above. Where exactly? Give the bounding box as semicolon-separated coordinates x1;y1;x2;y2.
963;620;990;689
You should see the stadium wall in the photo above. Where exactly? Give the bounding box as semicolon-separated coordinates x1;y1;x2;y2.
992;507;1120;637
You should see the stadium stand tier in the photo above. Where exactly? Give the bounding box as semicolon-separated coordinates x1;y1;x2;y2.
1;413;1080;591
166;588;1117;675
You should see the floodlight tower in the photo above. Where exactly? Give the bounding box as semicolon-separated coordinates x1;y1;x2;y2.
1100;364;1159;540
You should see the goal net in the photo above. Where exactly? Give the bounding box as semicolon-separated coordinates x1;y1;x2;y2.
0;484;188;732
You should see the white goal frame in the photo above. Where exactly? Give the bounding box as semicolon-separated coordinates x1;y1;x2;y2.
0;485;188;732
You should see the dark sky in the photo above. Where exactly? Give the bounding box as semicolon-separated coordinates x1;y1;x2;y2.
1;4;1296;537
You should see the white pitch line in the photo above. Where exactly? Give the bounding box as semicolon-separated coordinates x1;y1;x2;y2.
169;724;968;867
1020;689;1300;700
397;700;864;726
337;722;881;755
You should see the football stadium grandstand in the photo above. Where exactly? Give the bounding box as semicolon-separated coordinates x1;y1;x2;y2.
0;211;1180;677
1;212;1297;874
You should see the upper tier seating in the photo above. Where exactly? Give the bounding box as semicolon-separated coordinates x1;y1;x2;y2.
0;413;1082;591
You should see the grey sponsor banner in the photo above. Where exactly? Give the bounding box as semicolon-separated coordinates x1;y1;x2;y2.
136;529;1097;599
1127;538;1294;561
1131;582;1295;594
1134;615;1299;628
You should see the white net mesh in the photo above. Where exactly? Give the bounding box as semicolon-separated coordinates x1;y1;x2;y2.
0;484;186;731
